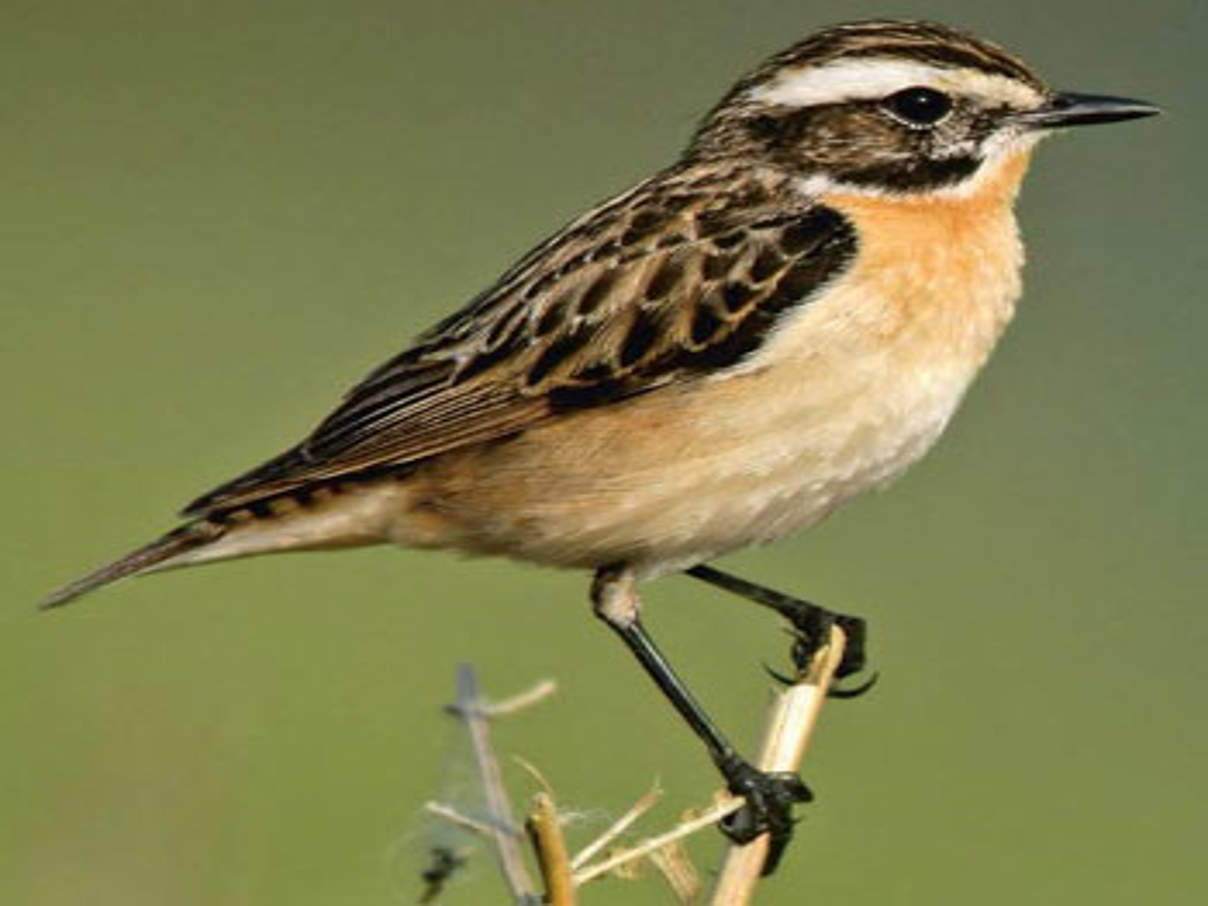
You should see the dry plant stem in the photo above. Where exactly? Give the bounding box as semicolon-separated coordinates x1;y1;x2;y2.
451;664;539;905
572;794;745;886
648;837;702;904
484;679;558;717
570;782;663;870
526;791;576;906
709;625;848;906
423;800;503;839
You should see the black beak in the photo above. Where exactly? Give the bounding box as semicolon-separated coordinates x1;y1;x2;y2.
1017;92;1161;129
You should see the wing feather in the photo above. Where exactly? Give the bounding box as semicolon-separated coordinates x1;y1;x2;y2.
183;164;857;517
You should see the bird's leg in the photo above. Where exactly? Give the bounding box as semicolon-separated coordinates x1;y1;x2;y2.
592;566;810;875
684;564;875;697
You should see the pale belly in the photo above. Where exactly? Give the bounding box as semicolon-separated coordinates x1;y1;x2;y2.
177;335;994;578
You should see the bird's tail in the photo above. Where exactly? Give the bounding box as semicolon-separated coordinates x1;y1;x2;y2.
40;520;226;610
39;479;410;609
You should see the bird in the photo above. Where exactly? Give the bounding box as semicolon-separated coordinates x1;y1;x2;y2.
43;19;1158;873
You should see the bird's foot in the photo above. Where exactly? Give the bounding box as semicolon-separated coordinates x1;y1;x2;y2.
717;756;813;875
766;605;877;698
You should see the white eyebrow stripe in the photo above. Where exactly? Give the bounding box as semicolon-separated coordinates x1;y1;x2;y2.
753;59;941;106
750;58;1043;109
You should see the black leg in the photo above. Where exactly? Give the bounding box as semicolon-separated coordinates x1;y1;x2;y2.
592;566;810;875
684;563;875;696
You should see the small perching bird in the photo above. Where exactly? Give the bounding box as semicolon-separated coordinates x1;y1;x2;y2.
44;20;1158;873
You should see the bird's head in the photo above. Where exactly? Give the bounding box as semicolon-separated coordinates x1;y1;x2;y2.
689;20;1159;197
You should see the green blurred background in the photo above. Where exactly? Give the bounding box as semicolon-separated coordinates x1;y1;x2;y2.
4;1;1204;903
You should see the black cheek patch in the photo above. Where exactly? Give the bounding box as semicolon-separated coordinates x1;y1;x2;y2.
835;154;982;191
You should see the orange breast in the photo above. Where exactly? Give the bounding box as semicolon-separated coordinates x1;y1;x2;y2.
817;149;1033;360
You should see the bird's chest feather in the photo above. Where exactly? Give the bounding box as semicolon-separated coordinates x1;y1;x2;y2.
703;154;1030;537
415;154;1030;568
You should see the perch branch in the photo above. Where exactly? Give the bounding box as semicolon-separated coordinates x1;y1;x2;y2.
708;624;847;905
448;664;539;904
526;791;576;906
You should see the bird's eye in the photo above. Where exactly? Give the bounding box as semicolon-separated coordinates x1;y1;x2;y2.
882;86;953;126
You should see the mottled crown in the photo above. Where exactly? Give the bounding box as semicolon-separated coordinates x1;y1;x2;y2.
772;21;1035;85
688;20;1051;191
708;20;1044;118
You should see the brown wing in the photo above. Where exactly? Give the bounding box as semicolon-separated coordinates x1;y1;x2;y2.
183;163;857;517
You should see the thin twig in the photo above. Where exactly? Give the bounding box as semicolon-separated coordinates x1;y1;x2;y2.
708;625;847;905
570;781;663;870
423;800;510;840
450;664;539;904
526;791;576;906
648;835;701;904
483;679;558;717
573;794;745;886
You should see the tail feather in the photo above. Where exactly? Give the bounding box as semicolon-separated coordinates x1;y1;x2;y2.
40;521;226;610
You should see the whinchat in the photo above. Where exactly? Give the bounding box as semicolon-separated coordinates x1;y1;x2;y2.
45;20;1158;872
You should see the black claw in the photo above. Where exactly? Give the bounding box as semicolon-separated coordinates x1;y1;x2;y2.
718;758;813;875
827;670;880;699
683;563;876;700
766;607;876;698
766;657;877;698
762;661;797;686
